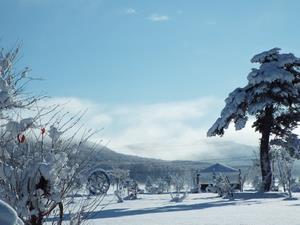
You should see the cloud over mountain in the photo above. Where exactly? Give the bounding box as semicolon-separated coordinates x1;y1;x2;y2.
43;96;261;160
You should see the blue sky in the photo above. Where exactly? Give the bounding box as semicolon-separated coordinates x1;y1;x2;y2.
1;0;300;159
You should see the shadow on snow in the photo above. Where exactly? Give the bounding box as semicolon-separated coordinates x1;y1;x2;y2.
46;192;289;222
47;199;260;221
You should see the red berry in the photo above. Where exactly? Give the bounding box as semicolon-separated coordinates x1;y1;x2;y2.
17;134;26;143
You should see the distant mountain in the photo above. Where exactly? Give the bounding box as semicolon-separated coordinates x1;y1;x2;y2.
82;143;248;182
81;142;300;182
187;140;258;165
92;140;258;164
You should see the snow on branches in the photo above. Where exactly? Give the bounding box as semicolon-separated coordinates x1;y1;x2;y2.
207;87;248;136
207;48;300;137
0;46;107;225
0;47;32;111
271;133;300;159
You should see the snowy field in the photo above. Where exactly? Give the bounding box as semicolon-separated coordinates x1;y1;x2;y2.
52;192;300;225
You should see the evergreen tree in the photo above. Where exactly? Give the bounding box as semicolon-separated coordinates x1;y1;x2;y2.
208;48;300;191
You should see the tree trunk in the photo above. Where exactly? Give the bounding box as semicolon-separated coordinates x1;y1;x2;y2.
28;201;43;225
30;214;43;225
57;202;63;225
259;107;273;192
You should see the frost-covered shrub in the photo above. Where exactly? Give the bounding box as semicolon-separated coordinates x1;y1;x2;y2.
0;46;107;225
123;179;138;200
168;172;189;202
212;174;234;198
145;177;170;194
170;172;189;194
271;135;299;198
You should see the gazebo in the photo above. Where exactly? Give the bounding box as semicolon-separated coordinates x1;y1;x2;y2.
197;163;241;192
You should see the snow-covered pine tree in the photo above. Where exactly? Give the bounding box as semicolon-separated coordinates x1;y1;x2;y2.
207;48;300;191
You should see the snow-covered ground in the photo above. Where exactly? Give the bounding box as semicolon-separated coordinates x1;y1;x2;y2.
54;192;300;225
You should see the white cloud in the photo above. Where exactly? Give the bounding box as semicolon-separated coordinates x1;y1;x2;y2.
40;97;112;130
148;14;170;22
125;8;136;15
40;96;263;161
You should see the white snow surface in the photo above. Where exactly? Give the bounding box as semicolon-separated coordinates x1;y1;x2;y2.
0;200;23;225
51;192;300;225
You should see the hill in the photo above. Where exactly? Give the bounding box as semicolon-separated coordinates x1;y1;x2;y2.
82;143;300;183
83;144;250;183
